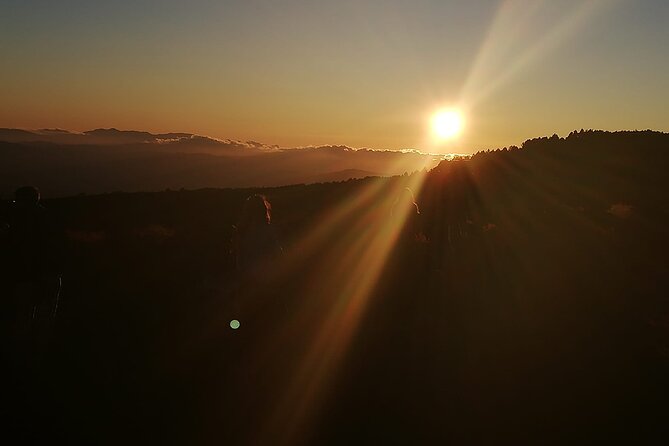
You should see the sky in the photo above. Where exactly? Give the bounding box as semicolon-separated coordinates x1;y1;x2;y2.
1;0;668;154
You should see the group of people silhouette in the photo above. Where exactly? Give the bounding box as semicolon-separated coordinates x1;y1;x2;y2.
1;184;430;350
0;189;281;347
0;182;465;446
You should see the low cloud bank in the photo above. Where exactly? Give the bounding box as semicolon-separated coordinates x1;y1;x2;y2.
0;128;444;197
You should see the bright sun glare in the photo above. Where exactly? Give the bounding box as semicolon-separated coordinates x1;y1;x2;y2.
431;109;464;140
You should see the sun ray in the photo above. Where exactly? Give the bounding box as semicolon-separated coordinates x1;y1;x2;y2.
247;169;429;445
460;0;618;108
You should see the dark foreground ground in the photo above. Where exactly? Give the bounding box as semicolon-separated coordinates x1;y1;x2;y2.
2;131;669;444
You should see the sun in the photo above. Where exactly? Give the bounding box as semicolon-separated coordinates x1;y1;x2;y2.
431;109;464;140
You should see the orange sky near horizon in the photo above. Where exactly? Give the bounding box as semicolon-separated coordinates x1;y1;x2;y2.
2;0;668;154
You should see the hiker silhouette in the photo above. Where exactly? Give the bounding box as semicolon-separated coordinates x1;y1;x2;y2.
391;186;427;244
225;194;285;331
232;194;283;278
3;186;63;344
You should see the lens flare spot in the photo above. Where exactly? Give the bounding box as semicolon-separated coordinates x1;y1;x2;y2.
230;319;241;329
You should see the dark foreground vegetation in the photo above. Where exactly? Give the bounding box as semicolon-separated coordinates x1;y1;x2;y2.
2;130;669;444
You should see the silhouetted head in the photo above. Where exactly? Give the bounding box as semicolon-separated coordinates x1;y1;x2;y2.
392;187;420;217
238;194;272;230
14;186;40;206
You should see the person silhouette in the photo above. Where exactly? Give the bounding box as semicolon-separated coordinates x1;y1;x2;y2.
232;194;282;278
0;202;11;339
391;186;427;244
5;186;63;346
225;194;284;332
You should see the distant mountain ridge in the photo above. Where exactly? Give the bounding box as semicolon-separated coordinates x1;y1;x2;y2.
0;127;443;197
3;127;665;198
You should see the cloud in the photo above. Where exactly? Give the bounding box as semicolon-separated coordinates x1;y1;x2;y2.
0;127;282;155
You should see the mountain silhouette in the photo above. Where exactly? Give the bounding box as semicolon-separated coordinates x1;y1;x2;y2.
0;128;442;197
2;128;667;198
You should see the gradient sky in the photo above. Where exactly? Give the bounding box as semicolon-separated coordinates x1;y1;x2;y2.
1;0;668;153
